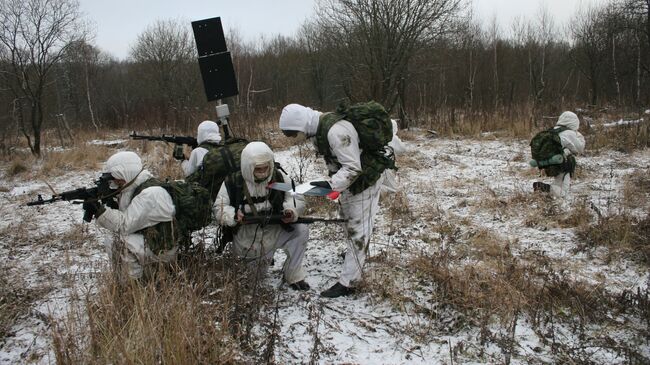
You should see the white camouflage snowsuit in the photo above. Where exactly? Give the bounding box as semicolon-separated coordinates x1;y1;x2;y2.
96;151;177;279
181;120;222;177
279;104;385;287
550;111;586;198
382;119;406;193
212;142;308;285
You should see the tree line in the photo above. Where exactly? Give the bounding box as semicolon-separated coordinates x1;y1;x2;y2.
0;0;648;155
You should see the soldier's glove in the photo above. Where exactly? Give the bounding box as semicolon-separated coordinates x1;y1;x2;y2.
82;200;106;222
104;197;119;209
172;144;185;161
310;180;332;190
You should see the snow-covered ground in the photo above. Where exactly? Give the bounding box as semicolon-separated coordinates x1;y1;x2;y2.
0;133;648;364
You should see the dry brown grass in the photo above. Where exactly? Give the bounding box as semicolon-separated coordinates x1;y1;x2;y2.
588;122;650;153
623;169;650;210
395;150;429;170
0;265;43;341
408;243;618;330
473;188;568;229
557;199;594;228
386;191;411;221
7;159;29;177
576;213;650;265
414;105;535;139
366;216;623;351
39;145;113;177
52;249;278;364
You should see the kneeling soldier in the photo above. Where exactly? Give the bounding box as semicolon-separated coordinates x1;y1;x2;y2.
84;151;178;280
212;142;310;290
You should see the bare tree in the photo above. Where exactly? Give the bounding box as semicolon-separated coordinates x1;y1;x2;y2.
521;6;557;107
313;0;464;121
130;19;197;129
570;5;609;105
60;39;102;131
487;16;500;109
0;0;87;156
458;14;483;110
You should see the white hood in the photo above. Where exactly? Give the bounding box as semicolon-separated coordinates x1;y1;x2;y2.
556;111;580;131
197;120;221;144
240;141;275;184
279;104;322;137
104;151;142;184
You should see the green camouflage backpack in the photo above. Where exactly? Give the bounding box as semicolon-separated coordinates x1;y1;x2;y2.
530;127;569;165
530;126;576;177
186;138;248;202
133;178;212;252
315;101;396;195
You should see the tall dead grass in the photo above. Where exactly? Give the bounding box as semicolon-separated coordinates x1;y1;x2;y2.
588;122;650;153
414;105;535;139
51;248;279;364
576;214;650;265
0;265;43;341
396;231;621;326
576;168;650;265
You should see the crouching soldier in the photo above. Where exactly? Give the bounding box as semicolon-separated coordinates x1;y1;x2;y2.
279;102;395;298
531;111;586;199
180;120;222;177
212;142;310;290
83;151;179;280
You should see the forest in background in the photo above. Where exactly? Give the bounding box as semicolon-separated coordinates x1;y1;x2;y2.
0;0;648;155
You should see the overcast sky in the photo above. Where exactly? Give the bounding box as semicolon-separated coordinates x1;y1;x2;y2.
80;0;606;60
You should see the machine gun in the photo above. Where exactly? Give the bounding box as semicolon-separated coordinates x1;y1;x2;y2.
26;173;117;222
129;131;198;160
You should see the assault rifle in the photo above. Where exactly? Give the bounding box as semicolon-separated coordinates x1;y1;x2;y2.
241;215;346;226
215;215;346;253
129;131;198;160
26;173;117;222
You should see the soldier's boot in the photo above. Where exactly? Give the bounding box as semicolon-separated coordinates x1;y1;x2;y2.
289;280;310;291
533;182;551;193
320;282;354;298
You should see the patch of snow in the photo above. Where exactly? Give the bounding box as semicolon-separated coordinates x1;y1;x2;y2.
603;118;644;128
1;135;649;364
87;139;127;146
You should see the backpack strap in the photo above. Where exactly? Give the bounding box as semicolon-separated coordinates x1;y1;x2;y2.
553;126;570;134
315;113;343;165
132;177;163;198
225;168;285;217
198;141;220;149
315;111;395;195
130;177;177;253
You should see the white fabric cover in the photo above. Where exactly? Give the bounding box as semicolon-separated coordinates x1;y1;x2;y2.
382;119;406;193
388;119;406;155
279;104;322;137
104;151;142;184
555;112;586;156
551;173;572;199
322;120;363;192
547;112;586;198
96;151;177;279
212;142;307;284
339;174;385;287
181;120;221;177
